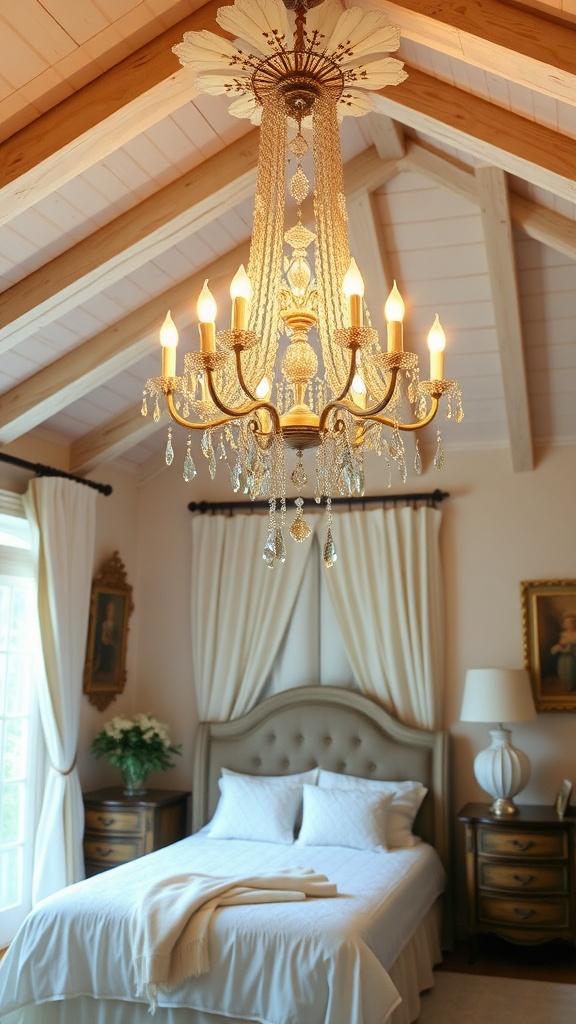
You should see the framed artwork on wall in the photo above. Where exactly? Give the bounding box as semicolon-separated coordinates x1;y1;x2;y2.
521;579;576;712
83;551;134;711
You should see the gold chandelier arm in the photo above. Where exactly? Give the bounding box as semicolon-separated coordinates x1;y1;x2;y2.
367;396;441;431
319;390;440;433
165;393;236;432
205;367;282;432
233;346;258;403
327;343;360;407
318;364;399;433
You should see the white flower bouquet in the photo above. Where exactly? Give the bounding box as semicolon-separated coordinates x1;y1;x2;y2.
91;713;181;794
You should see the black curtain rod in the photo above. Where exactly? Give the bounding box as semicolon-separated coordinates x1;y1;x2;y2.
0;452;113;496
188;489;448;515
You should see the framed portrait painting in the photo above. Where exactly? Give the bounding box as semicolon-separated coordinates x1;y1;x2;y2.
521;579;576;711
83;551;134;711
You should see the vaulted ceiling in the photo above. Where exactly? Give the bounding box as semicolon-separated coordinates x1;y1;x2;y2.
0;0;574;490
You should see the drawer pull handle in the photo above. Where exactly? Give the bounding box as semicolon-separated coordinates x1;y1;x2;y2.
511;840;533;851
96;847;113;857
513;874;533;887
513;907;534;920
97;817;115;827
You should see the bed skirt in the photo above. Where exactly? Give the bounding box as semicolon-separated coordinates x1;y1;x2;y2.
4;900;442;1024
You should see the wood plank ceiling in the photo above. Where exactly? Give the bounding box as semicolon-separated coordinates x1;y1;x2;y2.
0;0;574;488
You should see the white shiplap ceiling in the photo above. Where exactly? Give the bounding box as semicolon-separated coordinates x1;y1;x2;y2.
0;0;574;490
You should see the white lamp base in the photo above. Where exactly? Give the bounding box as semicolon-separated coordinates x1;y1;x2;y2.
473;726;531;816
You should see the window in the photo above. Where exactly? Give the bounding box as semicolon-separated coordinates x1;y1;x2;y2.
0;500;42;946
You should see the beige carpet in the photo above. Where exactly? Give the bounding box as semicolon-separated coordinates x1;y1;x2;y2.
416;971;576;1023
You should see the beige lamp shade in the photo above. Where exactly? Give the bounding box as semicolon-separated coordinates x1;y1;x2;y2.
460;668;536;724
460;668;536;816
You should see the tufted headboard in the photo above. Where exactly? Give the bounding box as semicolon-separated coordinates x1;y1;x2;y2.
192;685;450;877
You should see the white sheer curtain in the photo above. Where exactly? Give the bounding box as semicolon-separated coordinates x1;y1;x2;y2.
191;513;316;720
24;477;97;901
325;506;444;729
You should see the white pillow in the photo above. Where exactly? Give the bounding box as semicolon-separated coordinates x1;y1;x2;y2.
317;770;427;848
297;784;394;852
207;774;301;844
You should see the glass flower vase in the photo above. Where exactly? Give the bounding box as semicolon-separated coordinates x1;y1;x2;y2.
120;764;148;797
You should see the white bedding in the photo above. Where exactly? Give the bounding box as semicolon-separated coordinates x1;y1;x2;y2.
0;834;445;1024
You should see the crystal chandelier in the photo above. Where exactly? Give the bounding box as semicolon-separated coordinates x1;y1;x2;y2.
143;0;463;567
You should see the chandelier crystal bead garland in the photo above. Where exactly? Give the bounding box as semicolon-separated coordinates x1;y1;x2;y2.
142;0;463;568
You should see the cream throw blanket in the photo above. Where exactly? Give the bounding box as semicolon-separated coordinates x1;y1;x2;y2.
131;867;338;1012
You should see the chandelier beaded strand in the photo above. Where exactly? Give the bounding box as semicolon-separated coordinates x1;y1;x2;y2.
142;0;463;568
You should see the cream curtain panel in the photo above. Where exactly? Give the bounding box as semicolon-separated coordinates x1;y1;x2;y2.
191;513;315;720
24;477;97;901
325;506;444;729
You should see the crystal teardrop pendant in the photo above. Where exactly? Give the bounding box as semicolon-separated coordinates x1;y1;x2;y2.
434;430;445;470
183;436;197;482
414;438;422;475
165;427;174;466
290;451;307;489
323;527;337;568
262;530;276;568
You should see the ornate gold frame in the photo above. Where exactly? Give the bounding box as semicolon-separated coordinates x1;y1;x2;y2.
83;551;134;711
521;579;576;711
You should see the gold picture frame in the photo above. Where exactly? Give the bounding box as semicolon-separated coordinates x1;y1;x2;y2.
83;551;134;711
521;579;576;712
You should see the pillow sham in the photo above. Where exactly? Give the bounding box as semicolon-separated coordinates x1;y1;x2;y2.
296;784;394;852
317;769;427;848
207;773;301;844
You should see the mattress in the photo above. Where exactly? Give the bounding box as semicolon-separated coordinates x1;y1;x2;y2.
0;833;445;1024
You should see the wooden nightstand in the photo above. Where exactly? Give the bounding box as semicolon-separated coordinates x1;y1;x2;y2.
458;803;576;953
83;787;191;876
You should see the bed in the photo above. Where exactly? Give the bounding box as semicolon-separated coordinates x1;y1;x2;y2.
0;685;451;1024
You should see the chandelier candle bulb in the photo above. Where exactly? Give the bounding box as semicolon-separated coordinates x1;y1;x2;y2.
197;280;217;353
384;282;405;353
230;265;252;330
159;310;178;377
427;314;446;380
343;258;365;328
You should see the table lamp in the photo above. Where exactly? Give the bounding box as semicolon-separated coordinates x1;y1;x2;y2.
460;667;537;816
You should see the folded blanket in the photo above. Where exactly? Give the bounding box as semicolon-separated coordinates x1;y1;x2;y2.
131;866;338;1012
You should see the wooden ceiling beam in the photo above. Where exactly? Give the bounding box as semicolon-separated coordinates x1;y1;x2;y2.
375;66;576;203
70;406;161;474
403;139;576;259
475;165;533;472
364;0;576;106
0;0;225;225
0;131;260;356
0;245;249;445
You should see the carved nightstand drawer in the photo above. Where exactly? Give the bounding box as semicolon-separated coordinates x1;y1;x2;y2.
479;895;571;930
85;807;144;835
84;835;143;866
477;826;567;860
83;787;190;876
478;860;568;894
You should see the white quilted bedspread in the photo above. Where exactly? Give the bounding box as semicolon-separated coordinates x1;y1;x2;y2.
0;834;445;1024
